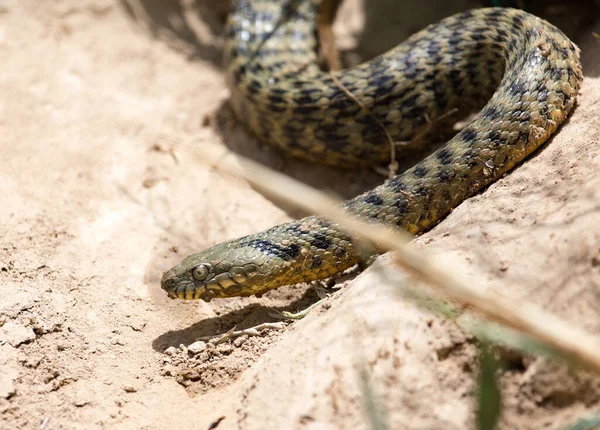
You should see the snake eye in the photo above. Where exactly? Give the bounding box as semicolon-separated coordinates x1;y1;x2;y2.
192;264;209;281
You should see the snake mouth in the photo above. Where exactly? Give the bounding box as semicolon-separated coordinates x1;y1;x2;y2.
160;269;219;301
160;270;192;300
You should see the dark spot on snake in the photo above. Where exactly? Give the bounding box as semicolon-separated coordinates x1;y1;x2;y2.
311;233;331;250
233;66;246;85
457;9;474;20
487;130;502;146
402;94;420;108
388;177;406;194
268;94;285;104
464;149;480;167
461;128;478;143
426;40;441;57
370;82;395;99
292;80;309;89
370;73;395;89
437;169;455;182
364;193;384;206
492;32;507;44
436;148;453;165
284;243;301;258
226;25;236;39
487;8;505;18
447;34;461;50
483;105;500;120
310;254;322;268
470;32;485;42
294;105;321;115
512;14;524;27
557;46;570;58
413;164;428;178
329;96;351;110
228;49;239;60
299;87;320;96
394;198;409;215
250;63;265;74
243;239;301;260
294;95;315;105
412;186;427;197
246;83;260;97
269;87;286;95
550;67;564;81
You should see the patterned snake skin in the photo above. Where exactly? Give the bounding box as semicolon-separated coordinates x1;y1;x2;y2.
161;0;582;301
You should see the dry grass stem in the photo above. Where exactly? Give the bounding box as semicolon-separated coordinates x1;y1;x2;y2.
329;72;399;177
317;0;342;71
187;142;600;372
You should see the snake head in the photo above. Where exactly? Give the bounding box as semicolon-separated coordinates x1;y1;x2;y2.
160;240;274;301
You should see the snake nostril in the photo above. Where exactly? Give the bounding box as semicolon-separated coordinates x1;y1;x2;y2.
160;273;177;293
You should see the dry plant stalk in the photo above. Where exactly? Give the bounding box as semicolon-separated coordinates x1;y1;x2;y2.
187;142;600;372
317;0;342;71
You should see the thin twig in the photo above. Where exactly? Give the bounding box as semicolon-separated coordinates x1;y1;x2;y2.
329;72;399;177
196;322;288;343
317;0;342;71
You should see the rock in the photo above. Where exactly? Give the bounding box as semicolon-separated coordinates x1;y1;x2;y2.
0;366;17;399
0;376;16;399
73;398;90;407
233;336;247;348
187;341;207;355
0;293;33;319
0;344;18;399
0;321;35;347
163;346;178;356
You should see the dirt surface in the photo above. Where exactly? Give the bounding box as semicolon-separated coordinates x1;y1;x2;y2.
1;1;599;429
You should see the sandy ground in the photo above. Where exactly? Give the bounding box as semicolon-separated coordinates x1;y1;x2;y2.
1;0;599;429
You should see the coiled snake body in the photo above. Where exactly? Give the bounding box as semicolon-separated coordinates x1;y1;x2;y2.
161;0;582;301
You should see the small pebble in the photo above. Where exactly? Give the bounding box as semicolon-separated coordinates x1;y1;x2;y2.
233;336;247;347
164;346;178;356
188;341;207;354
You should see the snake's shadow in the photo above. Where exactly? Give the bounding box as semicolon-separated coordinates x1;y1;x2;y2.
151;286;323;352
118;0;230;67
211;100;385;217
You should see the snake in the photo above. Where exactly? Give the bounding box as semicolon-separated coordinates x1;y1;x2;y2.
161;0;582;301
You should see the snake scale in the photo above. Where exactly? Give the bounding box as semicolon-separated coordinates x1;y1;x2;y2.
161;0;582;301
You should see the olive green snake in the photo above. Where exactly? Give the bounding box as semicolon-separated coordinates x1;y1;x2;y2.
161;0;582;301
